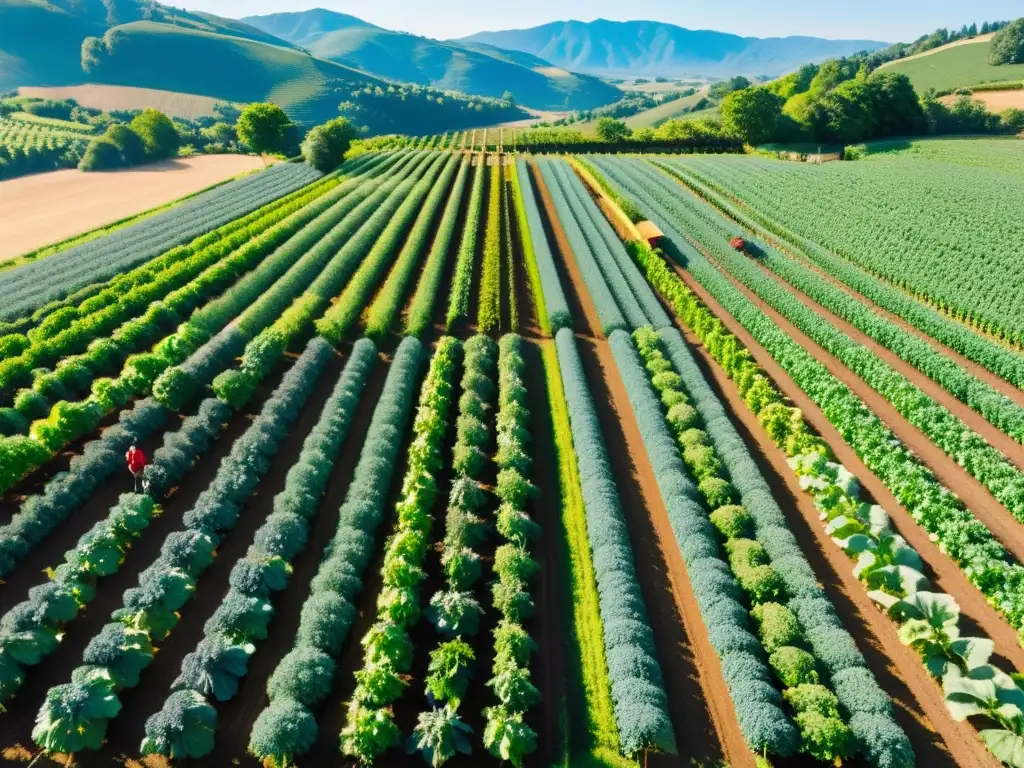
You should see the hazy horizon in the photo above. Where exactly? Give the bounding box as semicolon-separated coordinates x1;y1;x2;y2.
184;0;1021;43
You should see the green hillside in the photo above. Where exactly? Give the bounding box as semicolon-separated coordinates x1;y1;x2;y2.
623;89;711;129
83;21;366;123
242;9;622;111
882;38;1024;92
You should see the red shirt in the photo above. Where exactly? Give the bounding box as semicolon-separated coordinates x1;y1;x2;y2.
126;448;147;473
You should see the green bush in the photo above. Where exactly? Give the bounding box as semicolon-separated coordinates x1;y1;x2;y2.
751;602;803;653
709;504;753;539
770;646;819;687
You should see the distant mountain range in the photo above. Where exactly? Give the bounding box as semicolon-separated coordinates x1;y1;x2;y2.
459;19;888;78
240;10;621;111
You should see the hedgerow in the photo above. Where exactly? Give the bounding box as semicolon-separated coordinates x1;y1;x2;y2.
247;336;425;766
340;337;459;763
554;327;676;757
142;339;378;758
537;161;627;337
33;339;333;756
478;162;503;333
446;158;487;330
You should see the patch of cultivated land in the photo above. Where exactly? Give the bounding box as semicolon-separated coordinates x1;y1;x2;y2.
0;154;272;259
941;88;1024;111
16;84;238;120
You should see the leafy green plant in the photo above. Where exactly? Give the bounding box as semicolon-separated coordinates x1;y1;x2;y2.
425;639;475;707
482;705;538;767
407;705;473;767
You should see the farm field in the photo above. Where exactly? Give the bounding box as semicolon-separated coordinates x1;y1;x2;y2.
1;139;1023;768
0;155;277;260
881;35;1024;92
16;85;239;121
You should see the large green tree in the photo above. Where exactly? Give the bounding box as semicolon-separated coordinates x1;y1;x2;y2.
237;103;295;156
595;117;632;143
989;18;1024;65
721;86;784;144
130;109;179;159
301;117;358;171
104;124;147;165
868;72;926;138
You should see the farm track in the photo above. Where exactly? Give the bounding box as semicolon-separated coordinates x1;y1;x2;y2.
0;363;291;765
660;253;1024;690
659;282;990;768
695;249;1024;569
535;159;748;768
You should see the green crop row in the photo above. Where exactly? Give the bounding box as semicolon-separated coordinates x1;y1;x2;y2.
140;339;378;759
247;336;425;766
446;158;487;330
478;162;503;333
32;338;333;756
341;337;460;763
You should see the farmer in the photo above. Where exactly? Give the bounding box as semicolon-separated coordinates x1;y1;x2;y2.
126;445;147;491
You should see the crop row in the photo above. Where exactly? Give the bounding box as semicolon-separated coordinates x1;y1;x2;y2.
214;152;437;406
318;153;454;342
248;337;426;765
0;173;345;411
617;159;1024;533
0;393;232;704
629;327;912;765
595;160;1024;640
503;166;520;331
0;155;415;493
478;162;503;333
340;336;460;763
404;157;472;337
658;159;1024;391
554;327;676;756
660;155;1024;346
366;155;465;338
513;159;571;333
536;160;626;336
446;158;487;330
477;334;541;766
141;338;379;758
32;338;333;756
557;161;672;330
0;161;324;320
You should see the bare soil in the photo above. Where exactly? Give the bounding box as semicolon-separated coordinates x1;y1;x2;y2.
0;155;271;260
17;85;234;121
940;90;1024;111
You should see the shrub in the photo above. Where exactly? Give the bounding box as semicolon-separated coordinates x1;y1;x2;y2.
709;504;752;539
751;602;803;653
770;646;819;687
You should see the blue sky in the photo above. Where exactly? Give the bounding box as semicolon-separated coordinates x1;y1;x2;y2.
189;0;1021;42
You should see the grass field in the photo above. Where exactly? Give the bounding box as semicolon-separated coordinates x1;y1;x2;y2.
2;142;1023;768
882;36;1024;92
18;84;239;120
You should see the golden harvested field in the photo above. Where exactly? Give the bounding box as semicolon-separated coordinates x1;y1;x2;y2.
940;88;1024;111
0;154;270;259
17;84;238;120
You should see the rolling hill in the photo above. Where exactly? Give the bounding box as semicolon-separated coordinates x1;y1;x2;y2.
459;19;887;78
242;9;622;111
880;35;1024;92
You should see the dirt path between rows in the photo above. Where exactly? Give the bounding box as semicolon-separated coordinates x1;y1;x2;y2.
661;285;994;768
660;255;1024;674
533;158;751;768
698;253;1024;569
0;364;290;765
744;259;1024;470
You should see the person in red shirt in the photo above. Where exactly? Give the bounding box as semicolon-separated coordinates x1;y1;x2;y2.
126;445;147;491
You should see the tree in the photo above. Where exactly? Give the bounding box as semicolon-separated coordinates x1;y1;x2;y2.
104;123;147;164
721;86;785;144
300;117;358;171
989;18;1024;65
867;72;926;138
813;78;876;143
236;102;295;155
78;138;124;171
595;117;632;143
130;109;178;159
